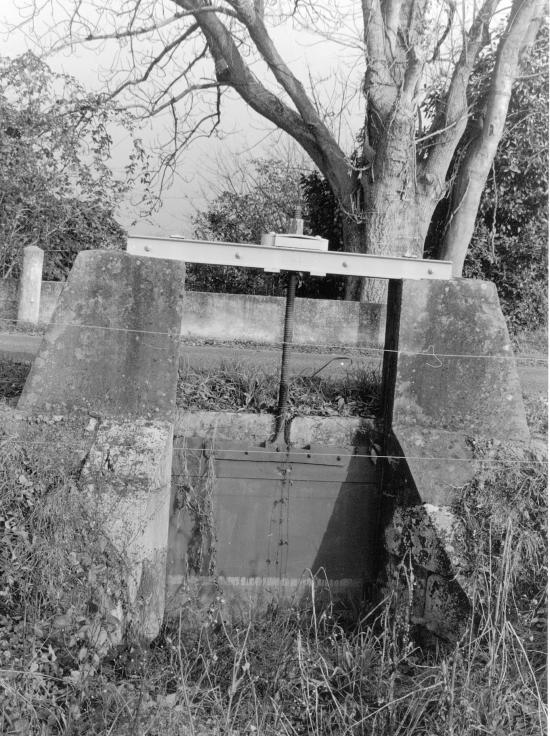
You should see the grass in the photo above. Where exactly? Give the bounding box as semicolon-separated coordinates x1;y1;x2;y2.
0;431;546;734
0;359;381;417
0;341;546;735
176;361;381;417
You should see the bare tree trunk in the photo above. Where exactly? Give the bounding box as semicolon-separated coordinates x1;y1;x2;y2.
341;216;364;300
359;98;423;303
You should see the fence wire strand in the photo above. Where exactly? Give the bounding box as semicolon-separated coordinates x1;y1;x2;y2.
0;315;547;362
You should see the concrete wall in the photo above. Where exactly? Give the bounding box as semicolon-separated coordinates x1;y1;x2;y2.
0;277;386;347
181;291;386;346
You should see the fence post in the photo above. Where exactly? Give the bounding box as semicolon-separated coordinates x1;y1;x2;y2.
17;245;44;325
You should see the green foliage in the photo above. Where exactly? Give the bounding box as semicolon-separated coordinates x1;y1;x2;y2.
0;53;144;279
189;158;298;296
461;27;549;331
300;171;346;299
194;158;301;244
190;159;346;299
463;221;548;333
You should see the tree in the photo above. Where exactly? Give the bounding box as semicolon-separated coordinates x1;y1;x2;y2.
15;1;546;298
462;25;548;331
304;24;548;328
0;53;146;279
189;157;299;295
190;156;346;298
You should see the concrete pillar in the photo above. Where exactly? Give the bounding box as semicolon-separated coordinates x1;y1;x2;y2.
18;250;186;640
17;245;44;325
381;278;530;640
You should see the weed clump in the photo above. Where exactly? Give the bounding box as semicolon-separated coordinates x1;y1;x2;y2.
177;361;380;417
0;433;128;735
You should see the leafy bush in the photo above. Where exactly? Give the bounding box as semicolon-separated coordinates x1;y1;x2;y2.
0;53;145;280
464;221;548;333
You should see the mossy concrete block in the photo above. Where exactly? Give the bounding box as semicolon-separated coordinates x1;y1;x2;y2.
422;574;471;641
386;503;473;640
392;279;528;440
18;250;185;419
15;250;185;641
81;419;174;640
386;504;471;581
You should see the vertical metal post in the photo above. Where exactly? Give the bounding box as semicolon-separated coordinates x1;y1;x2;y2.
272;208;303;442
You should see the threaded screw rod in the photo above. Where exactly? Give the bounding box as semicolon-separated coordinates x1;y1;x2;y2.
272;270;297;441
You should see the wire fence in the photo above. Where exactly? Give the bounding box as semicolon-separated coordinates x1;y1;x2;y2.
0;305;546;470
0;315;547;363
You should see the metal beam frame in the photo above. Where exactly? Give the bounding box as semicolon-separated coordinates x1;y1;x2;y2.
127;235;453;281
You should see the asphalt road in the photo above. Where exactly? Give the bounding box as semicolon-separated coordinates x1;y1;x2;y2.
0;331;547;395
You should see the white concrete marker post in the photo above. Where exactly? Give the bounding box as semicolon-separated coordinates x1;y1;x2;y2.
17;245;44;326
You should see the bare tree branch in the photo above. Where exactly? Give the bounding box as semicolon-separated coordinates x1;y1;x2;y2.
420;0;499;195
103;23;200;104
174;0;352;199
439;0;543;273
362;0;397;115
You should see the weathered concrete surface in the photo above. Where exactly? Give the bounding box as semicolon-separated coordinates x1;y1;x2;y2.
391;428;478;506
382;278;530;640
0;405;174;641
17;246;44;325
81;419;174;639
392;279;528;440
181;291;386;346
289;415;376;447
16;250;185;640
18;251;185;419
174;410;274;443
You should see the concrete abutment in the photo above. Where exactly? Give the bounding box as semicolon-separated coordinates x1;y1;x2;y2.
17;250;186;640
381;278;530;640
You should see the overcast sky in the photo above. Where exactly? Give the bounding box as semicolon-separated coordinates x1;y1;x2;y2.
1;4;364;238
